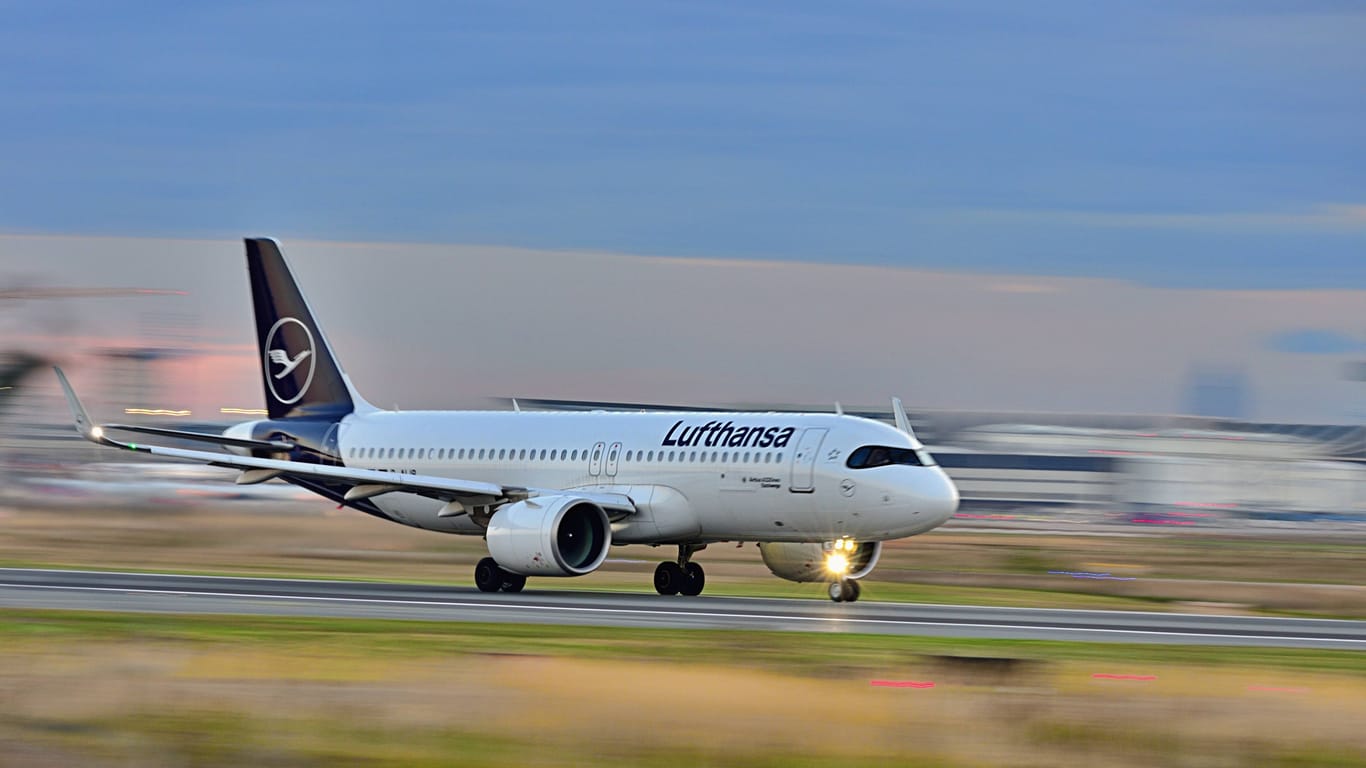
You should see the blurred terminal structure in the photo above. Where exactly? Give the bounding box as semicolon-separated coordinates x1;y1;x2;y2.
5;368;1366;526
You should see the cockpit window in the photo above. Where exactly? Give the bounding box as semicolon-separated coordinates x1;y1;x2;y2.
846;445;929;469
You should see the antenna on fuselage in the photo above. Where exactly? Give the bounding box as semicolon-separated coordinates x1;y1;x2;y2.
512;398;521;413
834;401;843;416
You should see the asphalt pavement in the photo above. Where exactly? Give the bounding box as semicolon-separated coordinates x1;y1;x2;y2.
2;568;1363;649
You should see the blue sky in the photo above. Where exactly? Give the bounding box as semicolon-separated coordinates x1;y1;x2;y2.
2;1;1362;288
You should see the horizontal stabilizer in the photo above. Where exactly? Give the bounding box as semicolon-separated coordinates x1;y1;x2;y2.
103;424;294;452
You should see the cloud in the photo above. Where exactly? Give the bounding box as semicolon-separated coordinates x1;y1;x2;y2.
1266;329;1366;355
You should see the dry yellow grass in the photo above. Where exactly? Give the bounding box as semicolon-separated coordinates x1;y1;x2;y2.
1;627;1364;767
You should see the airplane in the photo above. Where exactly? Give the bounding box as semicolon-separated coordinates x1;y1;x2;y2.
55;238;959;602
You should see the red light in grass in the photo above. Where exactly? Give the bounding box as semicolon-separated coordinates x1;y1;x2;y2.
870;680;936;689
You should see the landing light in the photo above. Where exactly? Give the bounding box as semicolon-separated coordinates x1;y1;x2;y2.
825;552;850;576
90;426;104;440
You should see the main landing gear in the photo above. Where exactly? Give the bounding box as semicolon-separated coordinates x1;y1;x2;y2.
654;544;706;596
828;579;861;603
474;557;526;593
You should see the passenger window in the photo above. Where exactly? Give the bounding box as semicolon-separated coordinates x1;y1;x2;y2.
743;452;750;462
668;451;675;461
690;451;697;462
647;451;654;461
722;452;729;463
519;449;527;460
498;449;506;460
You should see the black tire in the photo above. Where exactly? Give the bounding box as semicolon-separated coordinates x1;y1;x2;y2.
845;580;861;603
501;573;527;593
827;581;846;602
654;561;684;595
680;562;705;596
474;557;504;593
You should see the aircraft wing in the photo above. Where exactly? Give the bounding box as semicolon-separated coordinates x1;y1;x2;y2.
102;423;295;452
54;368;635;516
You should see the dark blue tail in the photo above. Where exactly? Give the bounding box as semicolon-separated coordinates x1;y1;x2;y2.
245;238;356;421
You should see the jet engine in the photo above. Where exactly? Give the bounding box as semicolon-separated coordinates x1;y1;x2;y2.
486;495;611;577
758;541;882;583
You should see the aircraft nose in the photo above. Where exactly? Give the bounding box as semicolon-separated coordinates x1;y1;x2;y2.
918;468;959;526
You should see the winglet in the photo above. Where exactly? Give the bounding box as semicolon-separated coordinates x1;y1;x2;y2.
891;396;917;439
53;367;108;445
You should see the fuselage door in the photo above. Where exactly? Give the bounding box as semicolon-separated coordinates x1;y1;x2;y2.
589;441;606;477
789;427;827;493
605;441;621;477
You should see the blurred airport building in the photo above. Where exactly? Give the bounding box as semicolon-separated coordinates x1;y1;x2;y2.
925;412;1366;524
5;382;1366;526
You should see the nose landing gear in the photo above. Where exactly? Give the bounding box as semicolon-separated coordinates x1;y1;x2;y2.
655;544;706;596
827;579;861;603
824;538;862;602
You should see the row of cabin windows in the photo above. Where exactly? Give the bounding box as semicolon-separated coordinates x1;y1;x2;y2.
344;445;784;466
349;446;592;462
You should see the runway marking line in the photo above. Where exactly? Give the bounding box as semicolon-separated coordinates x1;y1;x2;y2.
1;582;1364;647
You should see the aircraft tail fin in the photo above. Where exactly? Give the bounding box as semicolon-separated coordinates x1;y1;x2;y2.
245;238;374;420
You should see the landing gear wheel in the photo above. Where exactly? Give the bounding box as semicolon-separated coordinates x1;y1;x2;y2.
828;579;860;602
501;573;527;593
679;562;705;596
654;561;685;595
845;579;861;603
474;557;504;593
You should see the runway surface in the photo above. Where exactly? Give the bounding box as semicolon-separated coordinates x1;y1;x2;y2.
2;568;1364;649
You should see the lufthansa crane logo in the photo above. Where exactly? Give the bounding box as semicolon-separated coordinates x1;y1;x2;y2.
263;317;316;405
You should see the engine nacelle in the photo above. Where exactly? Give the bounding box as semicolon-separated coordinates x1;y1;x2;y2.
758;541;882;583
486;495;611;577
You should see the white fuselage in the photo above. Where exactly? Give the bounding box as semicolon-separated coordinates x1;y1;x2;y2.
307;409;958;545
